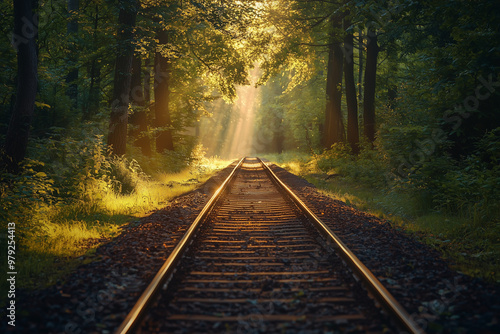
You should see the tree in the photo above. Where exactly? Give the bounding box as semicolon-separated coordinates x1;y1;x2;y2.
2;0;38;172
65;0;79;108
129;54;151;155
323;15;345;148
107;0;137;156
357;27;364;101
133;0;257;154
254;1;352;150
363;28;378;144
154;29;174;153
82;3;102;120
344;16;359;153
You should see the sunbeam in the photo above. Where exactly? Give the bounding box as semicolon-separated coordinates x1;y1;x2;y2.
199;67;261;159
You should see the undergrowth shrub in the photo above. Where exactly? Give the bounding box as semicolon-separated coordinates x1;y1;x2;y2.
107;156;149;195
308;127;499;224
1;131;158;230
189;144;208;168
0;159;55;236
316;143;390;189
29;132;110;201
28;132;154;200
131;138;200;176
316;143;352;172
410;128;500;221
0;127;229;293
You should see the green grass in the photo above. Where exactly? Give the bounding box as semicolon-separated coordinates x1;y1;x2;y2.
0;156;231;306
266;152;500;283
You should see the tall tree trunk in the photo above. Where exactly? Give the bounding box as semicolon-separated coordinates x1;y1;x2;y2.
107;0;137;156
129;55;151;156
358;28;363;101
387;40;398;111
144;56;151;105
363;29;378;144
143;56;153;155
83;4;100;120
85;57;101;119
323;46;333;148
323;17;345;148
154;30;174;152
66;0;79;108
2;0;38;172
344;19;359;154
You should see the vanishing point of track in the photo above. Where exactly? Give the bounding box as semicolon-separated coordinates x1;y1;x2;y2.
116;157;423;333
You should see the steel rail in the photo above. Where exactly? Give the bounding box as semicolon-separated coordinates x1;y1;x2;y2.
258;158;425;334
114;158;245;334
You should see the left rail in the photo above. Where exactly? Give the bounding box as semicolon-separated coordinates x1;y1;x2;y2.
114;158;244;334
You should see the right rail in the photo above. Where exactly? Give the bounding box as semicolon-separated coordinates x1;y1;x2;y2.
260;158;424;334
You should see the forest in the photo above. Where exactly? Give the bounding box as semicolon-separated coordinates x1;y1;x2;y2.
1;0;499;295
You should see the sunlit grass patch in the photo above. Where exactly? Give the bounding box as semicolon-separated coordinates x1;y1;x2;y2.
100;181;196;216
37;221;103;254
260;152;311;176
0;205;122;306
261;151;310;165
280;161;303;176
0;154;232;305
92;157;232;217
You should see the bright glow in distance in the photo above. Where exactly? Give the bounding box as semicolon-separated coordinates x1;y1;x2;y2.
198;67;262;159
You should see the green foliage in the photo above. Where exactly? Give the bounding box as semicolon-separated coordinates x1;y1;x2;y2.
411;128;500;221
314;123;500;223
316;143;390;189
371;0;500;222
256;0;328;90
270;151;500;282
0;159;55;235
0;1;16;131
106;156;149;195
255;63;326;154
0;129;229;296
28;132;108;198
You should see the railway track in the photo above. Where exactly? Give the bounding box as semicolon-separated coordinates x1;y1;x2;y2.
116;158;423;333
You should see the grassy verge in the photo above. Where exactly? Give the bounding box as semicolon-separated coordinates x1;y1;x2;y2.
0;156;230;305
263;152;500;283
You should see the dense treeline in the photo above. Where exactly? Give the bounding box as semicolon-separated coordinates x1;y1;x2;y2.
0;0;260;210
1;0;256;165
0;0;265;248
253;0;500;222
